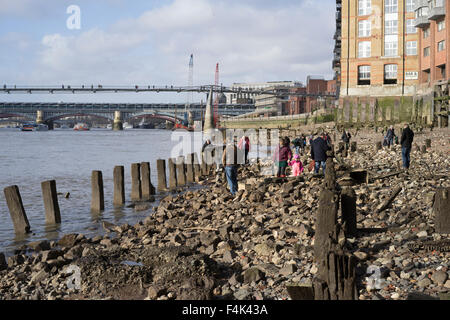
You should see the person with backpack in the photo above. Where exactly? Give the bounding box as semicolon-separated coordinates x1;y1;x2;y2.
311;133;331;175
222;138;239;195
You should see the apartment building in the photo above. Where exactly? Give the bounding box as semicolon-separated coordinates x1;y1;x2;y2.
340;0;420;97
414;0;449;87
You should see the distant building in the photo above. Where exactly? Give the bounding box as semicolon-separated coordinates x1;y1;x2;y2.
288;77;337;115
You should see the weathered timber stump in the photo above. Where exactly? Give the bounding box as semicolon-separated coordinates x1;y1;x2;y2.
421;145;427;153
434;187;450;234
4;185;31;234
91;171;104;214
41;180;61;224
141;162;155;200
131;163;142;201
185;154;195;184
113;166;125;207
341;186;357;237
193;153;201;182
168;158;177;190
157;159;167;192
176;156;187;186
375;141;382;151
425;139;431;148
350;141;357;152
314;252;357;300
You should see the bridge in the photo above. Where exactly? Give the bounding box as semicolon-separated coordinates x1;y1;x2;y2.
0;102;256;128
0;84;337;98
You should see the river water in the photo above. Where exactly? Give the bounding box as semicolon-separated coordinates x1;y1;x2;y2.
0;128;205;256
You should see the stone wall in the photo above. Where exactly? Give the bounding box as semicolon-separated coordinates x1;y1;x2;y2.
336;94;434;128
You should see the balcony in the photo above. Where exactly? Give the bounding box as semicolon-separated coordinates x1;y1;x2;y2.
428;6;446;20
414;15;431;28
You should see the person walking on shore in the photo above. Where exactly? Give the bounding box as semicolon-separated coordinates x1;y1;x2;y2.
273;137;292;178
400;124;414;171
222;138;239;195
238;136;250;164
341;129;350;150
385;125;396;148
311;133;331;175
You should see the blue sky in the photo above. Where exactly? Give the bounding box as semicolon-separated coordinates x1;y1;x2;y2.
0;0;336;103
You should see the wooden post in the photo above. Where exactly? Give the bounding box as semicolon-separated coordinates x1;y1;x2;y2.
157;159;167;192
113;166;125;207
91;171;104;214
341;186;357;237
201;153;208;176
168;158;177;190
315;154;339;282
434;187;450;234
141;162;155;200
421;145;427;153
425;139;431;148
176;156;187;186
41;180;61;224
193;153;201;182
375;141;382;151
4;186;31;234
350;141;357;152
131;163;142;201
185;154;195;184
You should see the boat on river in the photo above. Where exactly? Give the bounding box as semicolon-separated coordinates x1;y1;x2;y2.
21;123;48;131
74;123;90;131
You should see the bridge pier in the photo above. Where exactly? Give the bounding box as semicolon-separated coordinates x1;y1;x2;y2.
36;110;44;124
113;111;123;131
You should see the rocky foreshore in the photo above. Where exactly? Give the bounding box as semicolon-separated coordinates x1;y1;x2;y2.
0;127;449;300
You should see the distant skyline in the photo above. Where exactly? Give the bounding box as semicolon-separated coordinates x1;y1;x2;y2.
0;0;336;103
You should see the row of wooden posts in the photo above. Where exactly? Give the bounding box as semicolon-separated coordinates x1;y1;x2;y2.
3;151;217;236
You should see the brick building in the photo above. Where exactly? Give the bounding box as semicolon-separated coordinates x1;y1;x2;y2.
340;0;420;97
288;77;337;115
414;0;449;86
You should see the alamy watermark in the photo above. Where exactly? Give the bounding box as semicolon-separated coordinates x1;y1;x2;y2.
66;5;81;30
168;128;283;176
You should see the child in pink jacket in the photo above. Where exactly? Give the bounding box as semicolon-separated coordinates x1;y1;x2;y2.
289;153;304;177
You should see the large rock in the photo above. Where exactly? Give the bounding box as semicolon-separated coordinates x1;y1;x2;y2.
58;234;79;248
243;268;265;284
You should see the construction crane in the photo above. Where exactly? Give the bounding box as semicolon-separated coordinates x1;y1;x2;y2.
214;63;219;127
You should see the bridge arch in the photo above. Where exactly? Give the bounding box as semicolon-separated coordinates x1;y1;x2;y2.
45;112;114;122
125;112;184;124
0;113;35;121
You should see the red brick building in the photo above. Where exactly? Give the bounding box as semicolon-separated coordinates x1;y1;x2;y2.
288;77;337;115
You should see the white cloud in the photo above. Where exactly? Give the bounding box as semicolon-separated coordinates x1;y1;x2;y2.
4;0;336;102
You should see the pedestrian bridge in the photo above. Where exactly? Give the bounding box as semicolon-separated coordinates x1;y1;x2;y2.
0;102;256;124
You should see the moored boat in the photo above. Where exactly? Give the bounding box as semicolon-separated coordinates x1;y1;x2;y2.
74;123;90;131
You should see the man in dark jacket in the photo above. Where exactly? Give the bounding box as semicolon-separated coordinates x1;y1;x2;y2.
400;124;414;170
311;133;331;175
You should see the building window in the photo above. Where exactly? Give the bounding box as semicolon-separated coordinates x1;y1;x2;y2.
406;0;416;12
385;0;398;14
432;0;445;8
406;41;418;55
358;65;371;85
424;46;430;57
385;20;398;35
415;6;429;19
438;40;445;52
384;40;398;57
384;64;398;85
423;27;430;38
437;20;445;32
358;20;371;37
358;41;371;58
358;0;371;16
406;19;417;34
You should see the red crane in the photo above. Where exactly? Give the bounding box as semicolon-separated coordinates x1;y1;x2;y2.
213;63;219;127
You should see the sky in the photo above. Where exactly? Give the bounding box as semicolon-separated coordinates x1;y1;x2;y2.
0;0;337;103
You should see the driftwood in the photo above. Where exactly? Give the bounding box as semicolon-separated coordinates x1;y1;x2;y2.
376;186;403;213
372;170;403;181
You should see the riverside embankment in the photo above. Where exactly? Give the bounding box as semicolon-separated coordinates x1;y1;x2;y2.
0;127;449;300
